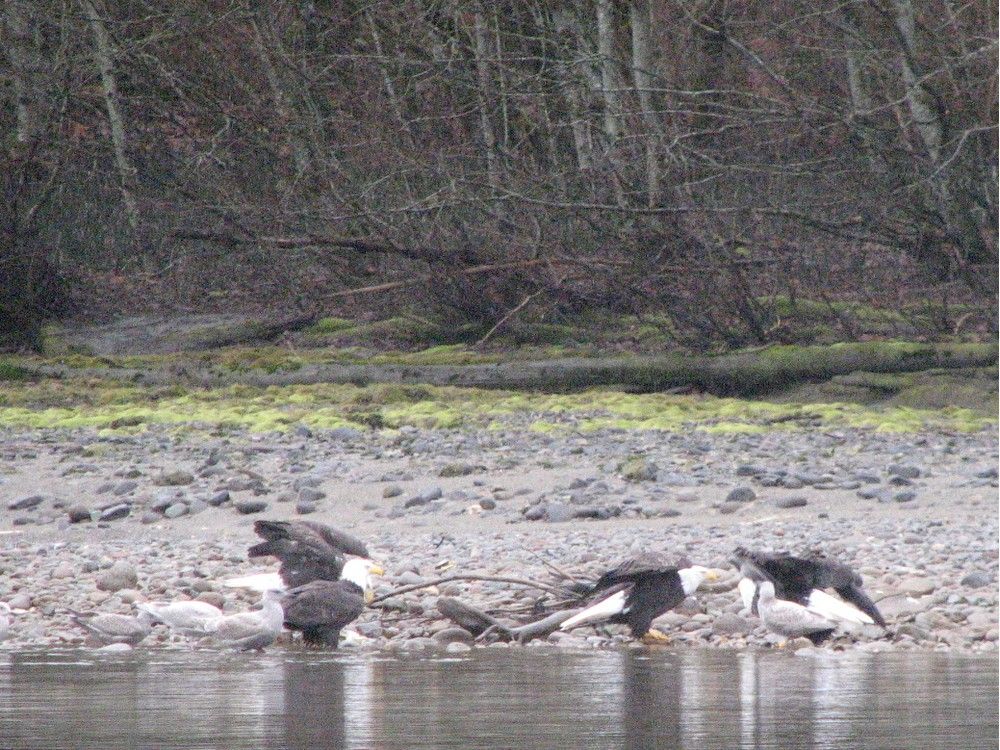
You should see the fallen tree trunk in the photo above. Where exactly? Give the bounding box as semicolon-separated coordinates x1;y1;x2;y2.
29;342;998;398
437;597;580;644
436;597;505;637
177;315;318;350
505;610;578;644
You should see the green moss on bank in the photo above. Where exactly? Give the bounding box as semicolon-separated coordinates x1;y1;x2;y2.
0;374;991;435
0;359;31;381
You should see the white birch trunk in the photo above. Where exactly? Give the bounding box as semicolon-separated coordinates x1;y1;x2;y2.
551;8;594;172
839;6;873;117
629;0;659;206
473;4;499;188
366;10;413;140
563;76;593;172
892;0;943;163
80;0;140;231
3;0;45;148
250;16;311;179
595;0;621;142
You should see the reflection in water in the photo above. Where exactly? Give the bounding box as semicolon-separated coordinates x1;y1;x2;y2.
811;656;871;748
623;656;682;750
366;650;627;748
280;659;347;747
343;658;374;747
0;649;995;750
740;652;758;748
139;657;287;745
740;649;818;750
680;651;746;748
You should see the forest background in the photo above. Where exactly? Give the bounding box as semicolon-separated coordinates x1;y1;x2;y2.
2;0;996;353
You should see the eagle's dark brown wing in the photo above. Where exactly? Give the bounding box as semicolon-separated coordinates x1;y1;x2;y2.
248;520;369;587
732;547;817;604
593;553;690;591
297;521;369;558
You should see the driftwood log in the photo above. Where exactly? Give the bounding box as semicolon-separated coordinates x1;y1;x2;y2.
24;342;997;398
370;574;569;605
436;597;505;637
437;597;582;644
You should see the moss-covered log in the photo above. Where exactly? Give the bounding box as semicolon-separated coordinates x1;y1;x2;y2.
18;341;999;399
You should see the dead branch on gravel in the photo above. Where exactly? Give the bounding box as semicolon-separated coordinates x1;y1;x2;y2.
436;597;581;644
370;573;571;605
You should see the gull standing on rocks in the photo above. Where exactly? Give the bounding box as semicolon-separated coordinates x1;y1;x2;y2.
69;609;154;647
137;600;224;637
731;546;885;628
755;581;837;646
0;603;10;642
212;590;285;651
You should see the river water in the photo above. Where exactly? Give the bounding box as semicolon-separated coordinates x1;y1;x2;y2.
0;649;995;749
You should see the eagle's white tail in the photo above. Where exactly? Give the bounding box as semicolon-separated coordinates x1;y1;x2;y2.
560;590;627;630
223;572;285;593
806;589;874;625
738;578;757;611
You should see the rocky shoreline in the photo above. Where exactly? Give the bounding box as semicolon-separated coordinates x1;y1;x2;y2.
0;424;996;655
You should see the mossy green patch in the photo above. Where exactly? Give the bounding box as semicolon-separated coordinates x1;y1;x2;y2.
617;455;658;481
212;347;306;374
774;366;997;415
39;324;94;357
0;359;31;381
762;296;905;325
0;367;993;435
302;315;465;348
307;317;356;334
368;345;497;366
175;320;279;350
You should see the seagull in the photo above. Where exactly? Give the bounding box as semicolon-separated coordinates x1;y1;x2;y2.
211;590;285;651
0;603;10;642
755;581;837;646
731;547;884;627
136;600;224;637
69;610;154;647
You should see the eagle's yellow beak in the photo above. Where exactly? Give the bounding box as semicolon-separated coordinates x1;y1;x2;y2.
706;569;721;581
364;564;384;604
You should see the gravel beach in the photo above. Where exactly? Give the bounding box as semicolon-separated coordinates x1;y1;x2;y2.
1;424;996;654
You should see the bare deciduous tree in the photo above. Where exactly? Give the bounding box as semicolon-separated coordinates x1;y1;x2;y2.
0;0;994;347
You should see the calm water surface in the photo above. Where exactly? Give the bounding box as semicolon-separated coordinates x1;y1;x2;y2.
0;649;995;749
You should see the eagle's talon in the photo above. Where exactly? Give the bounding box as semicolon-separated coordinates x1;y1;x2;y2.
641;629;671;645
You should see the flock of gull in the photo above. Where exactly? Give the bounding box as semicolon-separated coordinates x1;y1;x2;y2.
56;519;886;651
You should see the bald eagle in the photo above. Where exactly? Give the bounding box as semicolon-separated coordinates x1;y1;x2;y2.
281;558;383;647
560;554;719;643
247;520;370;588
731;546;885;627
